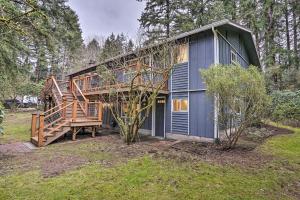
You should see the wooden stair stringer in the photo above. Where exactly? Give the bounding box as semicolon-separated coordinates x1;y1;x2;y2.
44;125;71;146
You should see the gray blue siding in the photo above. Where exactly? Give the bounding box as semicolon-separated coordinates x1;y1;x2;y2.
188;32;215;138
141;107;152;130
189;91;214;137
172;62;189;91
165;31;215;138
219;30;250;67
189;33;214;90
171;92;189;134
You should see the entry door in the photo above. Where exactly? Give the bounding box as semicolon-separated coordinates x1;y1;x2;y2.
155;98;165;137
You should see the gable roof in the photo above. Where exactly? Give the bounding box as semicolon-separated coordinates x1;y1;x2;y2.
68;19;260;77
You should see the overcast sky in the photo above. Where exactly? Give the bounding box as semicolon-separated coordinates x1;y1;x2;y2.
68;0;145;43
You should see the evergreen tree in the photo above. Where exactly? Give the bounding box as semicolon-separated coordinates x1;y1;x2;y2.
138;0;300;90
138;0;175;42
86;39;101;63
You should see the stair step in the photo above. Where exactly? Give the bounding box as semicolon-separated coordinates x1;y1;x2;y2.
45;121;70;136
45;133;55;138
31;136;46;146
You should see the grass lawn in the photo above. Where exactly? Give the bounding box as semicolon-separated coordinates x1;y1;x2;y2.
1;112;31;144
0;112;299;200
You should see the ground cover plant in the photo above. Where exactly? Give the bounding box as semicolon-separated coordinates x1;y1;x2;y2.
0;113;299;200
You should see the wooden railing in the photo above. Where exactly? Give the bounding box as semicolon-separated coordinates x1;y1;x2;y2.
72;79;88;116
42;76;64;106
31;100;73;147
72;62;168;94
86;102;103;121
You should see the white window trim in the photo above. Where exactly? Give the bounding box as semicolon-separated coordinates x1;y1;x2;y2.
230;49;239;65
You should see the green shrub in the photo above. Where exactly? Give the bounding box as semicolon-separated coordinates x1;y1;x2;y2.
270;90;300;123
201;64;270;148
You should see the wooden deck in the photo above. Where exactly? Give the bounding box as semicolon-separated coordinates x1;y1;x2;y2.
31;76;103;147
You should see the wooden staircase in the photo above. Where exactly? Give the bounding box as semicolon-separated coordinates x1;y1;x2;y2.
31;76;103;147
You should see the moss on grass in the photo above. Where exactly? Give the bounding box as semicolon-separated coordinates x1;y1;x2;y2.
0;114;299;199
0;157;296;200
262;122;300;165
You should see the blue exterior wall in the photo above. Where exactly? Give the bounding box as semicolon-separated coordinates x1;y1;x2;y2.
172;63;189;90
141;107;152;130
171;92;189;134
218;29;250;67
189;32;214;90
189;92;214;137
188;32;215;138
165;31;215;138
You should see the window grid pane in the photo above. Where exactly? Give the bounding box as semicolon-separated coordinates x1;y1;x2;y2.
181;99;188;111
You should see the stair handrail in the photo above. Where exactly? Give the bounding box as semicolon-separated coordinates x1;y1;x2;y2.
31;101;74;147
72;79;88;102
44;102;73;120
42;102;64;116
72;79;88;116
51;76;63;99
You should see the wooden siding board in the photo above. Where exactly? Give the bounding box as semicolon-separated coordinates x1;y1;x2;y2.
172;62;188;91
189;91;214;138
187;32;215;138
171;92;189;134
189;33;214;90
219;29;250;67
141;108;152;130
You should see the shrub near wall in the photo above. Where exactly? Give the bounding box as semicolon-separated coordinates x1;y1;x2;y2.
271;90;300;127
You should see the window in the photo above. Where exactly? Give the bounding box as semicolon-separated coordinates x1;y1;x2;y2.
176;43;188;63
123;70;136;83
121;102;128;117
172;99;188;112
231;50;238;65
181;99;188;111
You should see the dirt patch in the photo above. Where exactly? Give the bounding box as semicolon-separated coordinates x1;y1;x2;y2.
166;141;272;168
162;124;292;168
283;181;300;200
0;125;293;177
0;142;32;154
41;154;87;178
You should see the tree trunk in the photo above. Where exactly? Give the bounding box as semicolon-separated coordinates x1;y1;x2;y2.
285;0;291;67
166;0;170;38
264;1;275;68
292;5;299;67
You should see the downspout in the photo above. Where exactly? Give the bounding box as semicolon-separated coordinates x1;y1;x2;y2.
212;27;219;139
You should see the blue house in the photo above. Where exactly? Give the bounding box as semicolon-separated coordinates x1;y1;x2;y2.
32;20;260;146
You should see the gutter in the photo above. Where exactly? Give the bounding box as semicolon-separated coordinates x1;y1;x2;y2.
212;26;219;140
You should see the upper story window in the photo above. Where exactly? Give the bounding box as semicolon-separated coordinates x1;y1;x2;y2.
176;43;188;64
231;50;238;65
172;98;188;112
123;70;136;83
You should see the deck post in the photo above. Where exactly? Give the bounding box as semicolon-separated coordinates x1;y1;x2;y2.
31;113;37;137
85;99;89;115
38;113;45;147
98;102;103;122
92;127;95;138
72;99;77;121
62;96;67;119
83;77;86;91
72;127;76;141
